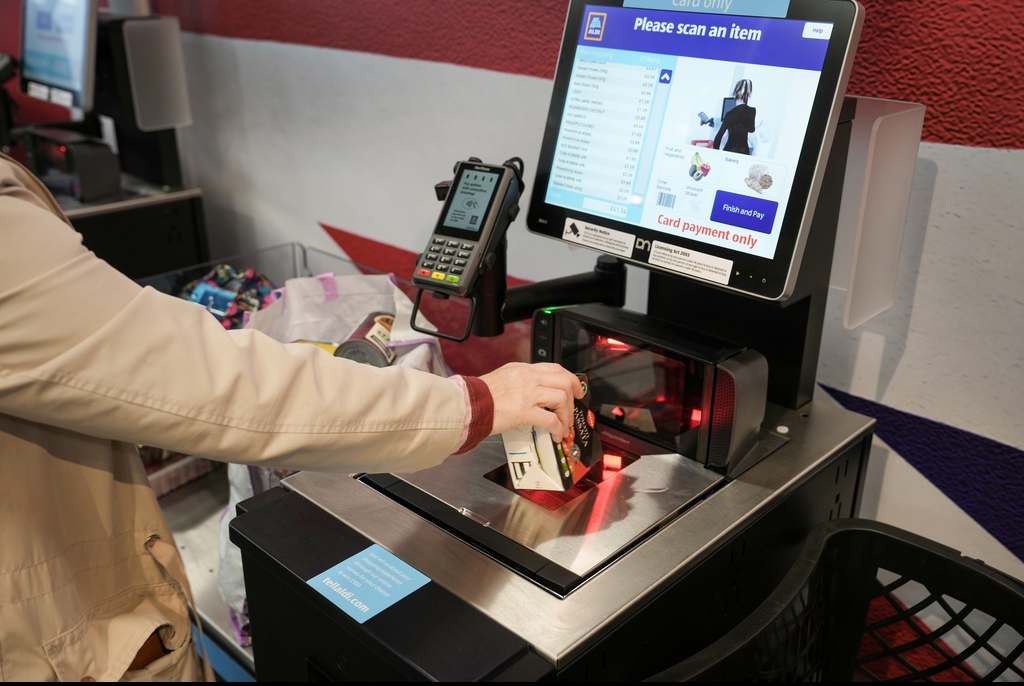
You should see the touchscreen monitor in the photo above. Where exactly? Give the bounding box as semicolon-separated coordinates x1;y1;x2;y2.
527;0;862;300
20;0;98;110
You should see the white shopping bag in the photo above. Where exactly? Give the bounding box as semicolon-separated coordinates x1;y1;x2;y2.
247;272;395;344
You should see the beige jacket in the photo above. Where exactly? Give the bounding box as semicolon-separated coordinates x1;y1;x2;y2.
0;153;467;681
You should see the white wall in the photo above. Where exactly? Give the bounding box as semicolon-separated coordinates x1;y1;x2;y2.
818;142;1024;579
177;34;651;310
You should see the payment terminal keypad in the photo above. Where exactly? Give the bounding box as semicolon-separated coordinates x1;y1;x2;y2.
417;236;478;286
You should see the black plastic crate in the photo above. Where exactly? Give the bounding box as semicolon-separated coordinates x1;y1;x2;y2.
649;520;1024;682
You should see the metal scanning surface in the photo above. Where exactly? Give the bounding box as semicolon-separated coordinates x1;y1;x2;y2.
393;426;723;577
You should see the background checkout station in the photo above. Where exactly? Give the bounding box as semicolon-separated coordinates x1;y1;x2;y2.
218;1;955;682
1;0;207;279
7;0;1018;682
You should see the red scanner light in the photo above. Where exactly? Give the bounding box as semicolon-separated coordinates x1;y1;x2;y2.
597;336;632;353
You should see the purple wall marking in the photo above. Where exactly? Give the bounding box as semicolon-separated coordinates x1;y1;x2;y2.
822;385;1024;565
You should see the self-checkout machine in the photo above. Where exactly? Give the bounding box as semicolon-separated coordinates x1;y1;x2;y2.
5;0;207;279
229;1;925;680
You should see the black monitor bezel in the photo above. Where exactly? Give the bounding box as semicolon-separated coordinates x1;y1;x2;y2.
434;162;506;242
526;0;860;300
18;0;98;111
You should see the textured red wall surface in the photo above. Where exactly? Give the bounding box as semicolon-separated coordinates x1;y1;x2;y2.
4;0;1022;147
847;1;1024;149
148;0;1024;150
150;0;569;79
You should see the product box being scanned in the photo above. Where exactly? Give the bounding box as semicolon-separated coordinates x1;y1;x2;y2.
501;374;602;491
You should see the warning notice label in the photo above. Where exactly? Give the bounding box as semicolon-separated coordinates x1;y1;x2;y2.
562;218;635;258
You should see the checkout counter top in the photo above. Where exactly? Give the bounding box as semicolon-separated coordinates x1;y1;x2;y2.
273;398;873;669
394;425;723;580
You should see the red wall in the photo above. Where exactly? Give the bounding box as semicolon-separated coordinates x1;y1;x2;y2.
847;1;1024;149
4;0;1021;148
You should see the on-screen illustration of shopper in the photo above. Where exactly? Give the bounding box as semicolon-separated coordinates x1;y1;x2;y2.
714;79;756;155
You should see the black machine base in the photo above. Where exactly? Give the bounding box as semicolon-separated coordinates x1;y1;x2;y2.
230;489;554;682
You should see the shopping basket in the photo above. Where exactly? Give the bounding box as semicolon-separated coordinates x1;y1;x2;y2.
648;519;1024;681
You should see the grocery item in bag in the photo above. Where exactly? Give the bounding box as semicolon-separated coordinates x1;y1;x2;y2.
179;264;277;330
334;312;396;367
291;340;339;354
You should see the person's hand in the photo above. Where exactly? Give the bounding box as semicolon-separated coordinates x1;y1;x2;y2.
479;362;584;442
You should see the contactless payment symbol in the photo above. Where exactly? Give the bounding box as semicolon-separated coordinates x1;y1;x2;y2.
584;12;607;41
660;69;673;84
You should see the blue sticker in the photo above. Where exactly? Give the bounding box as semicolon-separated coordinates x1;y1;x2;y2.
306;544;430;624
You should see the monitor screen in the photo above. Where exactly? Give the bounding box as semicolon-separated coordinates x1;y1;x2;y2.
527;0;862;300
20;0;97;110
721;96;736;120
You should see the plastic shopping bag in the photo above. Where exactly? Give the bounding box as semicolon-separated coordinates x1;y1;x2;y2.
247;272;394;343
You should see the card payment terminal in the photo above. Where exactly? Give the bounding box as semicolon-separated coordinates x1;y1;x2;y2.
412;158;523;299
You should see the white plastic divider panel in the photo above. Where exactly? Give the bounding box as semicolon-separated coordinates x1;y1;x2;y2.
830;97;926;329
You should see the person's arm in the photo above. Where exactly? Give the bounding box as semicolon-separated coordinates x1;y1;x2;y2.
743;106;757;134
718;129;730;151
713;115;728;150
0;159;579;474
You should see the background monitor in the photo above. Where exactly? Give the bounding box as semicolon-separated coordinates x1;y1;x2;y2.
19;0;98;110
526;0;863;301
721;96;736;120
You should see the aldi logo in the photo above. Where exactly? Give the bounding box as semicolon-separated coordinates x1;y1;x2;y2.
584;12;607;41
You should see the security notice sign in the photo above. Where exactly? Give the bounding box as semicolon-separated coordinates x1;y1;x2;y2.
562;218;635;257
307;544;430;624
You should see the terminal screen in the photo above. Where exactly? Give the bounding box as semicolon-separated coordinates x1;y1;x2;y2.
443;169;500;233
545;5;834;261
21;0;92;107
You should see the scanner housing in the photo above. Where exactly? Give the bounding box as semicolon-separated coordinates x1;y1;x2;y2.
531;304;770;478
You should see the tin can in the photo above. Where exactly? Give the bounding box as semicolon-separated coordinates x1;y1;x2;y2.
334;312;396;367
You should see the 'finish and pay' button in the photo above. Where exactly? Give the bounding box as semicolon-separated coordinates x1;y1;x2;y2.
709;191;778;234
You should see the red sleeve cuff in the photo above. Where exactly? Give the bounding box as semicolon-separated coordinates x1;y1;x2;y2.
454;376;494;455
